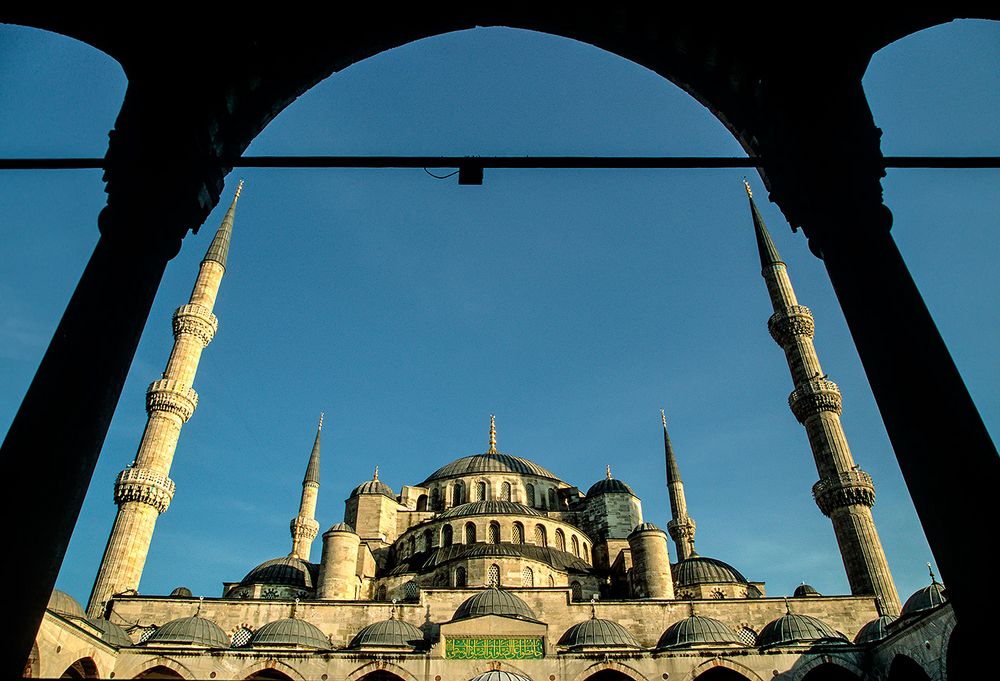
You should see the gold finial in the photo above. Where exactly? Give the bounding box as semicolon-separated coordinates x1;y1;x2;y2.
234;179;244;200
606;465;612;480
196;596;204;616
590;594;598;619
390;598;397;620
928;562;938;584
373;465;379;481
743;178;753;198
661;408;667;429
488;414;497;454
318;412;324;431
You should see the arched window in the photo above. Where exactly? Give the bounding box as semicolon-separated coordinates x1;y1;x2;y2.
534;524;547;547
488;564;501;588
522;566;534;587
408;536;416;556
512;522;524;544
571;580;583;601
583;542;590;563
525;483;535;507
416;494;428;511
403;580;419;600
555;529;566;551
453;481;464;506
376;585;388;601
571;535;580;557
231;626;254;647
476;480;488;501
500;481;512;501
442;524;453;546
548;488;557;508
455;566;467;587
489;521;501;544
423;528;434;552
465;522;477;544
431;487;441;510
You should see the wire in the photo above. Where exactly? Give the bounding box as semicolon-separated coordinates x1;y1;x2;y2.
423;167;460;179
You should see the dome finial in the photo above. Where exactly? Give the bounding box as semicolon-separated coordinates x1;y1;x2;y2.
391;598;397;620
196;596;204;616
590;593;598;619
743;177;753;198
606;464;612;480
291;597;299;619
488;414;497;453
784;596;791;615
373;465;379;481
928;562;938;584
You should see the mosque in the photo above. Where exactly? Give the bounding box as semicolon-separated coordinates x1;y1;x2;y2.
28;184;957;680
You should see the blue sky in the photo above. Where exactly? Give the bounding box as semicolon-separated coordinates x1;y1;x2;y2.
2;21;997;610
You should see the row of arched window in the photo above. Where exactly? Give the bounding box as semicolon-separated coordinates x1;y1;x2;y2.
395;520;592;565
450;564;582;596
425;480;562;510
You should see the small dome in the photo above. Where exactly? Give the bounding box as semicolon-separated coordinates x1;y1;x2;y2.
468;672;532;681
628;522;664;537
901;581;947;617
143;615;228;647
854;615;894;644
793;583;821;598
350;618;425;649
657;615;742;648
558;618;641;650
169;586;193;597
325;522;357;534
251;618;331;649
440;500;543;519
756;613;846;648
586;477;635;498
351;478;396;499
47;589;85;618
87;617;133;647
421;452;562;485
453;588;538;622
672;555;748;587
240;556;318;589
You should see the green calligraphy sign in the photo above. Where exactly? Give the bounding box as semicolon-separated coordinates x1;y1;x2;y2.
445;636;544;659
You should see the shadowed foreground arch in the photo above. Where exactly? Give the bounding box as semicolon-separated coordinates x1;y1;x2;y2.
888;655;931;681
59;657;99;679
694;669;751;681
133;666;185;680
4;10;999;672
801;664;862;681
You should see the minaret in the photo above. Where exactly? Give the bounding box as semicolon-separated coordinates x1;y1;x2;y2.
290;413;323;560
662;409;696;561
745;181;901;615
87;182;243;618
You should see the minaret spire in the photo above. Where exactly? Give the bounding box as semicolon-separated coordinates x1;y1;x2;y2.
746;182;901;615
290;413;324;560
488;414;497;454
87;182;243;618
662;408;696;561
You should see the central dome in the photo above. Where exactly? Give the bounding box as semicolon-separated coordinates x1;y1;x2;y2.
420;451;563;485
440;500;544;519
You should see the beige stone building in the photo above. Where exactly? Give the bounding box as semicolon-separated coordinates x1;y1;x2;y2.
27;187;959;680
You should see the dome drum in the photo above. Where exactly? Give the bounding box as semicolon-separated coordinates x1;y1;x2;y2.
558;618;641;651
250;617;332;649
657;615;742;649
350;618;427;650
142;615;229;648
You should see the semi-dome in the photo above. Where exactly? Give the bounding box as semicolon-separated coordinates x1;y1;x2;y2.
672;555;748;587
350;618;426;649
586;477;635;498
239;556;318;589
558;618;640;650
756;613;846;648
468;672;532;681
793;583;821;597
452;588;538;622
421;451;562;484
48;589;85;618
143;615;228;647
854;615;894;644
251;618;331;649
87;617;133;647
657;615;742;648
440;500;544;519
901;581;947;617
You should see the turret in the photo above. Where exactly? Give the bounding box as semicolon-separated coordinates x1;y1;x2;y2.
662;409;696;561
746;181;900;615
290;414;323;560
627;523;675;599
87;181;243;618
317;523;362;600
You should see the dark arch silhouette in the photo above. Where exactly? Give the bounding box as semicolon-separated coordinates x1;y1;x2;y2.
59;657;99;679
357;673;406;681
582;671;633;681
133;666;184;679
693;668;751;681
888;655;931;681
245;670;295;680
4;14;999;670
801;664;861;681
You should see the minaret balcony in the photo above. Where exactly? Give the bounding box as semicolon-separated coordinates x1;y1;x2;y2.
172;304;218;346
767;305;815;346
788;379;843;422
114;467;176;513
145;379;199;421
812;470;876;515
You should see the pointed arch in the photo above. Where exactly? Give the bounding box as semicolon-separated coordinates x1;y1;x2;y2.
526;483;535;507
453;481;465;506
346;660;420;681
58;658;100;679
570;580;583;601
423;528;433;551
488;563;501;587
887;656;931;681
455;566;467;587
500;481;512;501
522;566;534;587
442;524;453;546
512;521;525;544
689;658;764;681
571;534;580;556
555;528;566;551
569;660;649;681
465;521;477;544
583;542;589;562
119;657;197;680
237;659;306;681
416;494;428;511
476;479;488;501
793;655;864;681
431;486;441;510
489;521;501;544
534;524;547;547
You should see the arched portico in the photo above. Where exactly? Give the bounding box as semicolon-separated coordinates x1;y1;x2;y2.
571;659;648;681
690;658;763;681
237;660;306;681
346;660;420;681
58;657;99;679
4;11;998;672
115;656;195;680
